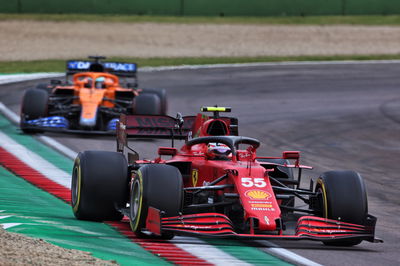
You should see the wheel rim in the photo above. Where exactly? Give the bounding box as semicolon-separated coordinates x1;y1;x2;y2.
316;180;328;219
71;166;79;207
130;179;141;224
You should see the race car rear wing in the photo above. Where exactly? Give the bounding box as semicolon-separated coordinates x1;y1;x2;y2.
66;57;137;78
116;114;196;152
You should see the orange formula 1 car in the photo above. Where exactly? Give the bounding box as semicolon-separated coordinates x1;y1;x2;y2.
20;56;167;134
71;107;381;246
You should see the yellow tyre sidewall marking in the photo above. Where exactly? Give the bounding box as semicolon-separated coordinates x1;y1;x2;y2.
317;178;328;218
130;170;143;232
72;157;82;213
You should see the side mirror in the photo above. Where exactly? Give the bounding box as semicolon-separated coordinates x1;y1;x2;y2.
282;151;300;160
282;151;300;167
158;147;178;156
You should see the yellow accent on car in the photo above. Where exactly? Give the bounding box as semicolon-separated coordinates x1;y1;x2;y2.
317;178;328;218
129;171;143;232
192;169;199;187
200;106;231;112
245;190;271;200
72;157;81;213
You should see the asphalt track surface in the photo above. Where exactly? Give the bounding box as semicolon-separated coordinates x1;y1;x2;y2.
1;61;400;265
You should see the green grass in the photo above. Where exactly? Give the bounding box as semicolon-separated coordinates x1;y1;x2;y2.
1;54;400;74
2;13;400;25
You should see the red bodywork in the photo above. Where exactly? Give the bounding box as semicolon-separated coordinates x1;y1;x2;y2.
117;110;380;243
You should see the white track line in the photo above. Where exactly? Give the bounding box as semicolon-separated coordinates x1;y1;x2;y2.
0;59;399;80
0;131;71;188
37;136;77;160
1;223;22;229
140;59;400;72
0;73;63;85
174;241;251;266
256;240;322;266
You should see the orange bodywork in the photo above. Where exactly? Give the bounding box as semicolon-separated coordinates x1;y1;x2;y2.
55;72;137;123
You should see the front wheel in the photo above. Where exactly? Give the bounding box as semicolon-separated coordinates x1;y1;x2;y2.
129;164;183;239
315;170;368;246
71;151;129;221
20;88;48;133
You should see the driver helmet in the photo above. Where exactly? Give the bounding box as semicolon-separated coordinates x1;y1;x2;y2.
207;142;231;159
95;76;106;89
83;77;92;88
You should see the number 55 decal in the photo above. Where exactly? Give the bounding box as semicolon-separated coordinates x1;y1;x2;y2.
241;177;267;188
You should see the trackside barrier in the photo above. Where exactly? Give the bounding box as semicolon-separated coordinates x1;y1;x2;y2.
1;0;400;16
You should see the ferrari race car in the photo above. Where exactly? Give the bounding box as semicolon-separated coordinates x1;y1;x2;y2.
71;107;381;246
20;56;167;134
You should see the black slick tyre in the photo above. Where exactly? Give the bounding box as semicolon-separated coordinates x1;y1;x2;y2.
129;164;183;239
316;170;368;246
71;151;129;221
36;83;53;93
142;88;167;115
20;89;48;133
133;93;161;115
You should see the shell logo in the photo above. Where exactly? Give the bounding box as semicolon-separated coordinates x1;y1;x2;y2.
245;190;271;200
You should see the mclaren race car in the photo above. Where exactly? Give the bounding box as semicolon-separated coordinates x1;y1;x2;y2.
71;106;381;246
20;56;167;134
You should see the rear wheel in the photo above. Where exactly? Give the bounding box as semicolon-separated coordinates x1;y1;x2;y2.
142;88;167;115
71;151;129;221
20;89;49;133
129;164;183;239
315;170;368;246
36;83;53;93
133;93;161;115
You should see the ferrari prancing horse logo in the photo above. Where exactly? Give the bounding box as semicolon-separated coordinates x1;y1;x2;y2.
192;169;199;186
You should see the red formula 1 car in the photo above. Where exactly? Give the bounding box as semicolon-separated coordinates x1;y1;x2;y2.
71;107;381;246
20;56;167;134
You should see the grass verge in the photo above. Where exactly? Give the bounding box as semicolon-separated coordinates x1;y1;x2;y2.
1;13;400;25
1;55;400;74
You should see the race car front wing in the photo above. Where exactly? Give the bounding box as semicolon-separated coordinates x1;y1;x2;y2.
21;116;117;135
145;207;382;243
